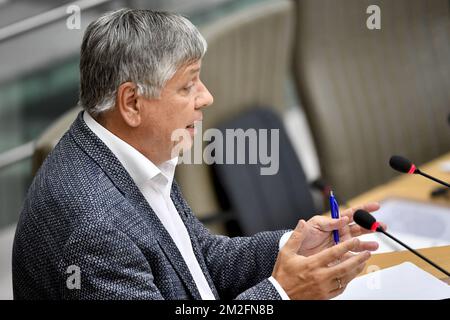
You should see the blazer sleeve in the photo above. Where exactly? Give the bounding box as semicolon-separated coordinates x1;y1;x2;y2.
59;221;164;300
235;278;283;300
183;207;287;299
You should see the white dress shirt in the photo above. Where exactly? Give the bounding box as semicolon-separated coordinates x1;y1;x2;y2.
83;111;290;300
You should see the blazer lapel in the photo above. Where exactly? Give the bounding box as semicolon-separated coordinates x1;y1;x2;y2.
134;194;203;300
69;112;202;299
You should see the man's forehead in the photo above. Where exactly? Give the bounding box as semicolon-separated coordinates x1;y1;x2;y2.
169;60;202;83
173;61;201;80
185;60;202;74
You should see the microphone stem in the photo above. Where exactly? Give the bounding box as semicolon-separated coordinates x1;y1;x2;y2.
417;170;450;188
378;229;450;277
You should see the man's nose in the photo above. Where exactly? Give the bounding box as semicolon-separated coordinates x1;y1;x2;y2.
196;81;214;110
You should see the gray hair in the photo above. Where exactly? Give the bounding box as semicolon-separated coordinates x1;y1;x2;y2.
79;9;207;115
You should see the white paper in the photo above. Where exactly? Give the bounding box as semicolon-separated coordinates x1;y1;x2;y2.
358;198;450;253
440;161;450;173
333;262;450;300
357;231;450;254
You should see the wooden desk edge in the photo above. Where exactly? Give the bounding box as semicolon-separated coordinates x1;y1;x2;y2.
360;245;450;284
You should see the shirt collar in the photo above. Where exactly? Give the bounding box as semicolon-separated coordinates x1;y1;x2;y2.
83;111;178;190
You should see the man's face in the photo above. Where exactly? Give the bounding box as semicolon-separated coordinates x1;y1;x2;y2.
136;60;213;163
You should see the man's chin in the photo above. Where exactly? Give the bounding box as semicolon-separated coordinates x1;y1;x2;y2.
170;135;193;159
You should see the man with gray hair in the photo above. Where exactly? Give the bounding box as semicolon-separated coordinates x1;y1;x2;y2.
12;9;382;300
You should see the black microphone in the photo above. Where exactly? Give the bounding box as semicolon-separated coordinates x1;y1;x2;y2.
354;210;450;277
389;155;450;188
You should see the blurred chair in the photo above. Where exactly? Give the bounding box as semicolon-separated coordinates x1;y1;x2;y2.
212;108;316;236
32;106;82;174
293;0;450;201
175;0;295;231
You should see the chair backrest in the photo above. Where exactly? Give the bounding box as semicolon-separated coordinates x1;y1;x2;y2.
293;0;450;200
212;107;316;236
175;0;295;222
32;106;82;174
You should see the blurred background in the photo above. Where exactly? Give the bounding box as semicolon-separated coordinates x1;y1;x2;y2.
0;0;449;299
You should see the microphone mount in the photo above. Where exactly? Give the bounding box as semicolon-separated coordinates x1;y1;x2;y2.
354;210;450;277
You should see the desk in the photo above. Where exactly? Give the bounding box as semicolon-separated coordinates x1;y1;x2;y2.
363;245;450;284
348;152;450;282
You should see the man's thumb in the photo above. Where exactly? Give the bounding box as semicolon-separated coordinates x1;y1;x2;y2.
284;220;307;253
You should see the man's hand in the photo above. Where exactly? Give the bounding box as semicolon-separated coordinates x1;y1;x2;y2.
272;220;371;300
297;202;386;257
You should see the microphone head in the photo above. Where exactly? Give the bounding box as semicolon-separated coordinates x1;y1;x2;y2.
389;155;417;174
354;210;381;231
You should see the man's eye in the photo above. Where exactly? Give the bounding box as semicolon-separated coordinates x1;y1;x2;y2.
183;85;194;92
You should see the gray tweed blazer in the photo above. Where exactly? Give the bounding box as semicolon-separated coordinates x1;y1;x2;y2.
12;112;286;300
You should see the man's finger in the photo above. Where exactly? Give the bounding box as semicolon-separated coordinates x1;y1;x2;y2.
327;251;371;279
349;224;367;237
341;202;381;223
349;221;388;237
283;220;308;253
316;216;349;232
328;260;365;295
351;240;379;252
327;251;354;267
314;238;360;266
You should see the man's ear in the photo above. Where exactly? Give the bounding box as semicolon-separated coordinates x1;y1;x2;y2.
116;82;141;127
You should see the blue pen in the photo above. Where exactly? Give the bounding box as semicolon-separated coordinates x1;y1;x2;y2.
329;190;340;244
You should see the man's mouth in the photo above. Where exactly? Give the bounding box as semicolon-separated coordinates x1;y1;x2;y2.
186;119;202;129
185;122;197;136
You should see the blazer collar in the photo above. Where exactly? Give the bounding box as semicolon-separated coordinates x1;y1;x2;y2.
69;111;218;299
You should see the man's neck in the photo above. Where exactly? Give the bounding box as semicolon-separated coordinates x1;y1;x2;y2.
91;111;168;166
